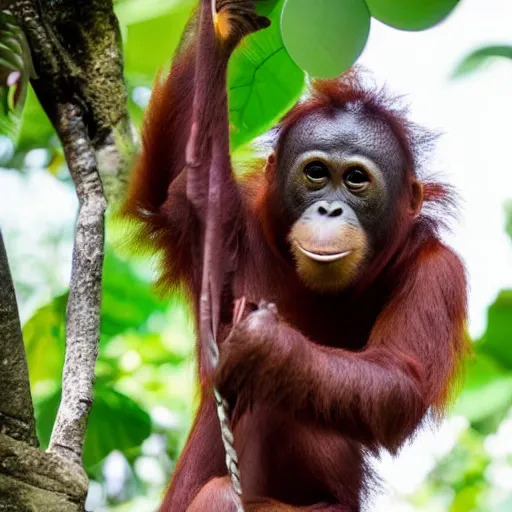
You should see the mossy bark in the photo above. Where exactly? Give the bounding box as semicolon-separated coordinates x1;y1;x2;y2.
0;0;135;509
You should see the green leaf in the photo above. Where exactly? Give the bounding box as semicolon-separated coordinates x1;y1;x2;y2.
281;0;370;78
84;387;152;468
366;0;460;31
254;0;282;17
453;45;512;78
23;247;167;388
506;200;512;242
100;250;167;343
35;391;60;448
228;0;306;148
102;332;186;367
0;91;17;140
450;486;482;512
120;0;305;148
23;293;67;387
116;0;194;26
0;11;33;140
429;428;489;490
36;386;151;469
454;354;512;424
479;290;512;369
16;85;55;153
121;0;196;81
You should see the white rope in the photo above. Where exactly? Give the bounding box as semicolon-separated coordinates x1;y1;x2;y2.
211;0;217;22
207;330;244;511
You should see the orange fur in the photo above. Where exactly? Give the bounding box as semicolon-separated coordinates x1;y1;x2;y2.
214;10;233;40
123;4;470;510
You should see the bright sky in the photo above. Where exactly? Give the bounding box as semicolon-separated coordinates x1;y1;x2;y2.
1;0;512;510
359;0;512;339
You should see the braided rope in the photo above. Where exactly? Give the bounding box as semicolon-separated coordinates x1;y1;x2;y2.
214;389;244;498
208;330;244;512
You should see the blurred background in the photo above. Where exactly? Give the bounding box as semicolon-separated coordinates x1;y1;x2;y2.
1;0;512;510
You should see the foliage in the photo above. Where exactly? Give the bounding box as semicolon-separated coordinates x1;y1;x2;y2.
454;291;512;432
36;386;152;469
281;0;370;79
453;209;512;433
22;247;186;469
428;428;490;511
422;208;512;510
365;0;460;31
505;201;512;241
0;0;305;166
228;0;305;148
0;10;32;140
453;45;512;78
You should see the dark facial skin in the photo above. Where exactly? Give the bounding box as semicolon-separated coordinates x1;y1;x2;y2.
275;108;409;291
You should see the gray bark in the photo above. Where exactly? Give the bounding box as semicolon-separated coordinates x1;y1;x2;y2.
0;233;37;448
47;102;107;464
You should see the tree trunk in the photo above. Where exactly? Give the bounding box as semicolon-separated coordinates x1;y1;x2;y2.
0;0;135;509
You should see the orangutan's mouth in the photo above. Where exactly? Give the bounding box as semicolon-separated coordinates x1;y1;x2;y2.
296;245;352;263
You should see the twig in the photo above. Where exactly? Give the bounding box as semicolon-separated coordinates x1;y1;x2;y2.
48;102;107;464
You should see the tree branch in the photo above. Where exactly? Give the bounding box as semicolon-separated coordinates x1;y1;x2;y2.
10;0;137;206
47;102;107;463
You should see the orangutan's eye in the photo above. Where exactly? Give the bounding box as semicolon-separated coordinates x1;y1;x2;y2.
344;167;370;192
304;161;329;187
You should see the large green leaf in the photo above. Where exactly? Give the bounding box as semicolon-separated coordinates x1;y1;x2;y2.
15;85;55;152
478;290;512;370
281;0;370;78
0;11;32;140
23;248;168;387
453;45;512;78
102;331;186;368
23;293;67;387
116;0;193;26
36;386;151;469
121;0;196;81
100;250;167;342
454;354;512;424
366;0;460;31
228;0;306;149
